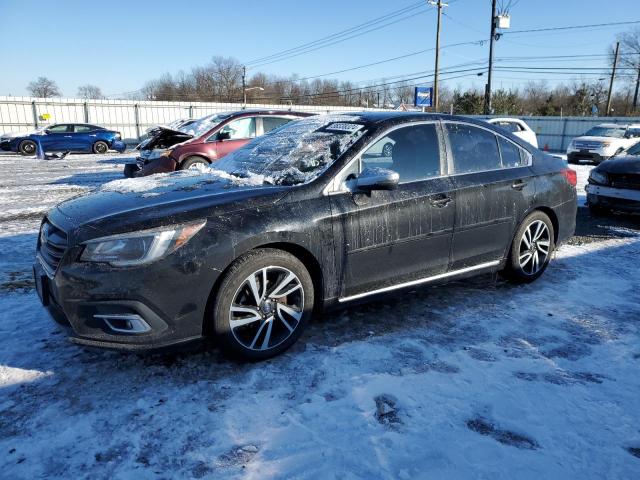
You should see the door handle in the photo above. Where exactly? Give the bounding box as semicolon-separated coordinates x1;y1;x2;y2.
430;195;452;207
64;135;72;138
512;180;528;190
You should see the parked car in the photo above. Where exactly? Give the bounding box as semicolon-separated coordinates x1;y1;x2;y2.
124;110;313;177
0;123;126;155
34;112;577;360
586;141;640;214
487;117;539;148
567;123;640;164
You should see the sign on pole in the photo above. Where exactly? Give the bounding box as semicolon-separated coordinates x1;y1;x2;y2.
414;87;433;107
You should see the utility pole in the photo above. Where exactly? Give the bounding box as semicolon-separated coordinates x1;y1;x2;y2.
429;0;447;112
485;0;497;115
633;53;640;111
242;66;247;105
606;42;620;116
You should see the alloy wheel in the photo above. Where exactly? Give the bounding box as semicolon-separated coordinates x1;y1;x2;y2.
518;220;550;276
229;266;304;351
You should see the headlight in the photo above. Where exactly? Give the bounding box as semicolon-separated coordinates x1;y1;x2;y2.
80;221;205;266
600;141;611;148
569;140;575;148
160;149;173;157
589;170;608;185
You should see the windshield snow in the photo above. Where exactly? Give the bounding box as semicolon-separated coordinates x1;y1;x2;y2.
180;113;232;136
584;126;626;138
213;115;367;186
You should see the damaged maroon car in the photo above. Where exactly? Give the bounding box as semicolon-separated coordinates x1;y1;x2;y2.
124;110;312;177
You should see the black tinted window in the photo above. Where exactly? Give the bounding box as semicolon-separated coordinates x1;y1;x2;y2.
447;124;501;174
263;117;292;133
74;125;92;133
498;137;523;167
362;124;441;183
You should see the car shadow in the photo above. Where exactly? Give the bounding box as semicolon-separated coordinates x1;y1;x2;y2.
51;171;123;187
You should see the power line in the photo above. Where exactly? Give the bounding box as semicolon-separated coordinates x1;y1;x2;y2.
245;2;435;68
505;20;640;35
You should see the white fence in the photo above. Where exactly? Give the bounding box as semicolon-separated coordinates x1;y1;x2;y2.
1;95;639;151
0;96;383;142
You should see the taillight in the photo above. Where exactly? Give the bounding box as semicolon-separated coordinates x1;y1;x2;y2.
561;168;577;187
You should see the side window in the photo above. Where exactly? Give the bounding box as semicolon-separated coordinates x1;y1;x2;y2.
218;117;256;140
74;125;92;133
47;124;69;133
498;137;524;168
361;123;441;183
494;121;522;133
262;116;292;134
446;123;501;174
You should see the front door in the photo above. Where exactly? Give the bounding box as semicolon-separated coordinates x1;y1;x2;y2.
40;124;72;151
211;117;257;160
329;122;456;299
443;122;535;270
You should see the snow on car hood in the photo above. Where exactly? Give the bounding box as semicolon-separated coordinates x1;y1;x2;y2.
597;154;640;174
1;128;45;139
574;136;629;144
54;167;287;229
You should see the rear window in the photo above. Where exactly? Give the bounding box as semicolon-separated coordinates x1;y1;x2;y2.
493;121;522;133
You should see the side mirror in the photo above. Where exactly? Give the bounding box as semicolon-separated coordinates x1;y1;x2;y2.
217;131;231;141
355;167;399;191
43;129;51;134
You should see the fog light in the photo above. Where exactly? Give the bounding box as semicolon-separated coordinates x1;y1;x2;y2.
94;313;151;334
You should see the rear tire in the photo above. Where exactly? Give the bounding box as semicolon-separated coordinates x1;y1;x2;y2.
180;156;209;170
92;141;108;154
212;248;314;361
502;211;555;284
19;140;37;155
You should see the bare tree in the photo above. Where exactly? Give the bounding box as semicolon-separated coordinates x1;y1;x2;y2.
27;77;61;98
617;27;640;110
77;84;103;99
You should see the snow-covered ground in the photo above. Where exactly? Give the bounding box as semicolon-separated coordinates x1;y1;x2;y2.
1;153;639;479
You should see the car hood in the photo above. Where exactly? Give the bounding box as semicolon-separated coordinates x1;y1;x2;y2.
53;170;288;234
2;128;44;139
597;155;640;174
137;127;194;151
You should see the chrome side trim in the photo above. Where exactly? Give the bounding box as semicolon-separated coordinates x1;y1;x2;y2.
36;253;56;279
338;260;501;303
94;314;152;334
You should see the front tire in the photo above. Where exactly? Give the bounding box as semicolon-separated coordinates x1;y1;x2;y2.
212;248;314;360
19;140;37;155
180;156;209;170
93;141;108;154
502;211;555;284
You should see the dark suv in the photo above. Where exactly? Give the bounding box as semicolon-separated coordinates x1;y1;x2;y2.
35;112;577;360
124;110;312;177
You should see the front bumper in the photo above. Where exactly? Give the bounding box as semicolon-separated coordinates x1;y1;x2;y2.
567;150;609;164
33;240;216;352
0;139;11;151
586;184;640;212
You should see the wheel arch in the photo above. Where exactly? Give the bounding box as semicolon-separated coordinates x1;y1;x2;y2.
531;206;559;243
202;240;324;337
178;154;211;168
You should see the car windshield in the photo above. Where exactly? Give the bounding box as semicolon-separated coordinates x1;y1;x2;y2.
180;113;231;136
584;126;626;138
214;115;367;186
626;142;640;155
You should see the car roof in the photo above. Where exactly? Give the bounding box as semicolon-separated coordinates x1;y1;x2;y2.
323;111;492;128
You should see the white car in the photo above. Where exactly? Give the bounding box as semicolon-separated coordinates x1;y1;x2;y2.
486;118;538;148
567;123;640;164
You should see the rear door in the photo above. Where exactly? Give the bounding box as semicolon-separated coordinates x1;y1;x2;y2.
328;121;456;299
210;117;257;159
71;124;95;151
444;122;535;269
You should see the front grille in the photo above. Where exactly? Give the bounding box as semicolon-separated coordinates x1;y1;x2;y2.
609;173;640;190
574;141;602;150
38;220;68;274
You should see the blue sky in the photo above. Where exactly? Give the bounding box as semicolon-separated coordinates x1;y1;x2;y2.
0;0;638;98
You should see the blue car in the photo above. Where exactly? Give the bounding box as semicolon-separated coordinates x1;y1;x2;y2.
0;123;126;155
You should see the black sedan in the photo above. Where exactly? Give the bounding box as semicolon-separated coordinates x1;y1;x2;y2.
586;142;640;214
34;112;577;360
